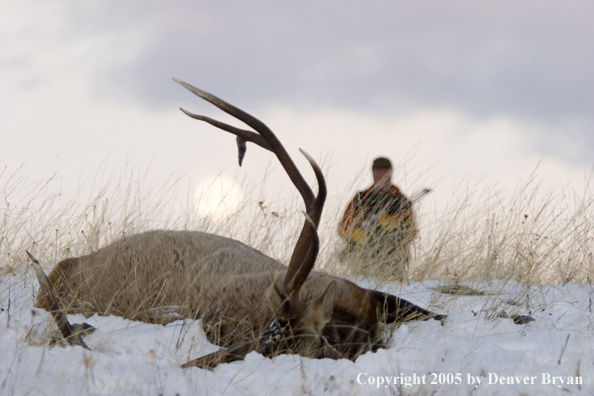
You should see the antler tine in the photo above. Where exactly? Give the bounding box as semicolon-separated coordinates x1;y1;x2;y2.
174;78;315;206
26;251;90;350
283;149;327;301
285;211;320;302
179;108;273;153
298;149;326;227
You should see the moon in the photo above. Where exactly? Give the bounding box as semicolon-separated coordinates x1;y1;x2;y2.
194;175;244;221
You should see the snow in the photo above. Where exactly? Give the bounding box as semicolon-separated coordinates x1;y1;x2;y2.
1;268;592;395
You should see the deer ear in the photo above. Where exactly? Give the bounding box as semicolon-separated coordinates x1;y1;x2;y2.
311;281;336;332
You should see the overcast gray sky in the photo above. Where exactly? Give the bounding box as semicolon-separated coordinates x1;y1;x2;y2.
2;1;593;229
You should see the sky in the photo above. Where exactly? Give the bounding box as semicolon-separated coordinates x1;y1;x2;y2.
1;1;593;232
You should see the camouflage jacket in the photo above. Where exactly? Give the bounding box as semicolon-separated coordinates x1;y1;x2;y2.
338;184;417;245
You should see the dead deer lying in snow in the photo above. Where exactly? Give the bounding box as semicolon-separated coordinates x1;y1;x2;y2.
28;79;445;369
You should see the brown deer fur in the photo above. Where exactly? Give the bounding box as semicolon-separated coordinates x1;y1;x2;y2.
36;229;441;366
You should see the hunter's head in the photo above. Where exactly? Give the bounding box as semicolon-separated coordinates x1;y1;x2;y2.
372;157;393;188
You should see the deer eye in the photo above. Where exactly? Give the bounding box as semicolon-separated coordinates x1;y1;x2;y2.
259;318;291;345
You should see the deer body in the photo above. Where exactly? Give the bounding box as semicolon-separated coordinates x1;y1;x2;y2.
38;230;410;355
42;230;285;325
31;80;444;369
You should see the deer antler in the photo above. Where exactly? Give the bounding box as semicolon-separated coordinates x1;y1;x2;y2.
283;150;326;301
26;251;91;350
174;78;326;303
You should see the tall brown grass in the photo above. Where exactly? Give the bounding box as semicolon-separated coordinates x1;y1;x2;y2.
2;163;593;288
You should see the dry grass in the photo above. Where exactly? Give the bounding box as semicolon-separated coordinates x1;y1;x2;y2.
2;163;593;286
323;172;594;288
414;173;594;285
0;163;292;270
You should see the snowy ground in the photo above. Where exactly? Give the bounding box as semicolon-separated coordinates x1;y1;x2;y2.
1;267;592;395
